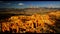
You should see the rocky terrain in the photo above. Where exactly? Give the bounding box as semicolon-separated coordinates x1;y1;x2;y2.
1;11;60;33
0;8;60;33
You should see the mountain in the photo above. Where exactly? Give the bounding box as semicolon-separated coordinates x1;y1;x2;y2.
0;7;60;15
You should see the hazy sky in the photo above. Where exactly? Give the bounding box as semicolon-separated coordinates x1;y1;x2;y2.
0;1;60;8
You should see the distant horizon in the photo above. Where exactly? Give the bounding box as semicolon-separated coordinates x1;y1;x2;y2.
0;6;60;9
0;1;60;8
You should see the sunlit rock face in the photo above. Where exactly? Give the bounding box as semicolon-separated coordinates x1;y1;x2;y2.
1;11;60;33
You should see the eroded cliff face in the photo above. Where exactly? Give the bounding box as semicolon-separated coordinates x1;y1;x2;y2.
2;11;60;33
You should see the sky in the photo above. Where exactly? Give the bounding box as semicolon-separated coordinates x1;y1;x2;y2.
0;1;60;8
